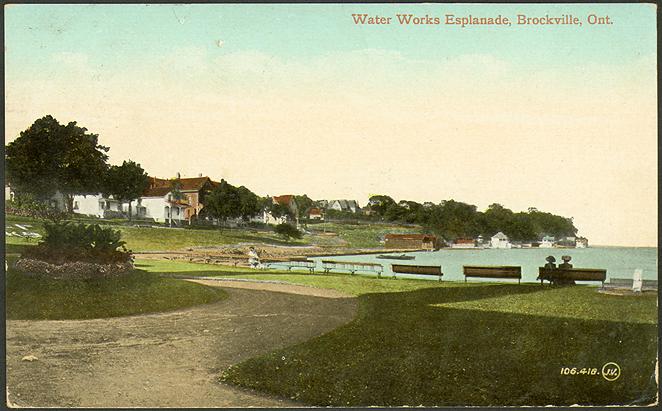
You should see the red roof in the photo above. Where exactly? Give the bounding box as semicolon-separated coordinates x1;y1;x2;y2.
309;207;322;215
273;195;294;205
142;186;173;197
384;234;436;241
147;176;218;192
455;238;475;244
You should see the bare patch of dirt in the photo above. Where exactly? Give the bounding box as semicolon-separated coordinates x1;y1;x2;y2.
6;286;358;407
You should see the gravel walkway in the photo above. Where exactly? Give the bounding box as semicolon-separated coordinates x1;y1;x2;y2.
6;285;357;407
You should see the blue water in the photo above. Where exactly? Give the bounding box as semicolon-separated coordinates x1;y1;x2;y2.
288;247;658;283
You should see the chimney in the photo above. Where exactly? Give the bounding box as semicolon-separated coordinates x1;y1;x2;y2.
198;173;203;177
176;172;181;179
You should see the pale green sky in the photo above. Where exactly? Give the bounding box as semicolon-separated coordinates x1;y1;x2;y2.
4;4;658;246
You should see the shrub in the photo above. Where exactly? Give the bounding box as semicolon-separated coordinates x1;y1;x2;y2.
5;193;68;222
21;221;132;265
274;223;302;240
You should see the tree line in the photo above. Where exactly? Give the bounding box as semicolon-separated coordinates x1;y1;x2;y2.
365;195;577;242
6;115;579;239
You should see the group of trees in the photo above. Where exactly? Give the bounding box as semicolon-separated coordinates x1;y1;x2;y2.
199;180;263;225
366;195;577;242
6;116;150;220
7;116;578;241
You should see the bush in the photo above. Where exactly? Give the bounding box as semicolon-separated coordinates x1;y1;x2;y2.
5;193;68;221
274;223;302;240
21;221;132;265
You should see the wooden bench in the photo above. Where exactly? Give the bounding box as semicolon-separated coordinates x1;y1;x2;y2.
283;258;316;273
463;265;522;283
392;264;443;281
261;258;316;273
538;267;606;286
321;260;383;277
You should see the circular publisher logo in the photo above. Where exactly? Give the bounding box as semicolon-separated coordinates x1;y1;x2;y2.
601;362;621;381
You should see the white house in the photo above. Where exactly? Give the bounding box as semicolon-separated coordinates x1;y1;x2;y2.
490;232;512;249
540;236;555;248
327;199;359;213
576;237;588;248
72;194;122;218
138;186;188;223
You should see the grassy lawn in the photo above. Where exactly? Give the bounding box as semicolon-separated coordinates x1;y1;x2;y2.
177;258;656;406
221;286;656;406
311;222;421;248
6;244;657;405
6;214;420;251
136;258;460;295
5;214;309;251
5;247;227;320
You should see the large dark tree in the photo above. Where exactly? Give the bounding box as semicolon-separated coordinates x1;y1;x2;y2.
200;179;242;228
367;195;396;218
5;115;109;212
102;160;149;221
237;186;261;221
294;194;314;219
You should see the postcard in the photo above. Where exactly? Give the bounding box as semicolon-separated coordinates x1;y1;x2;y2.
4;3;658;408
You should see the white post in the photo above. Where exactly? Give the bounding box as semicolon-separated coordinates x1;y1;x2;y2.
632;268;643;293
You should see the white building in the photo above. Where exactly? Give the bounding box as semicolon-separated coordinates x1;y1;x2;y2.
327;199;359;213
138;186;188;223
490;232;512;249
540;236;555;248
263;195;298;225
72;194;122;218
576;237;588;248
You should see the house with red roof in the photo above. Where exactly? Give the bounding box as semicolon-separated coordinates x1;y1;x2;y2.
263;194;299;225
144;174;218;222
69;173;219;224
308;207;324;220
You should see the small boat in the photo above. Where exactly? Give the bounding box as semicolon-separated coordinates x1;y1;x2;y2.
376;254;415;260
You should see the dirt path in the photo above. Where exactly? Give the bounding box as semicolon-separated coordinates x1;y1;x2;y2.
6;285;358;408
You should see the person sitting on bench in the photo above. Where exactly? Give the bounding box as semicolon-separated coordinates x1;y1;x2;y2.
544;255;557;269
556;255;576;285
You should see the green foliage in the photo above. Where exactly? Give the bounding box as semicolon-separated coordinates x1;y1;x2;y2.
200;179;242;224
367;195;396;217
102;160;149;220
274;223;302;240
237;186;262;220
364;196;577;243
221;285;656;406
5;115;109;210
23;221;131;264
5;192;68;222
294;194;314;219
268;201;293;220
5;266;226;320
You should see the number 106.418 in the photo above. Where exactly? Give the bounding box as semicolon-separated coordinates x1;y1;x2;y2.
560;367;598;376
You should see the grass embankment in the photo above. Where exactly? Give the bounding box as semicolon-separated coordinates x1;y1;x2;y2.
311;222;420;248
5;215;308;251
5;244;227;320
6;214;423;251
173;257;654;406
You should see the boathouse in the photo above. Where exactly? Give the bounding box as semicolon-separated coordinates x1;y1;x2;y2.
384;234;439;250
